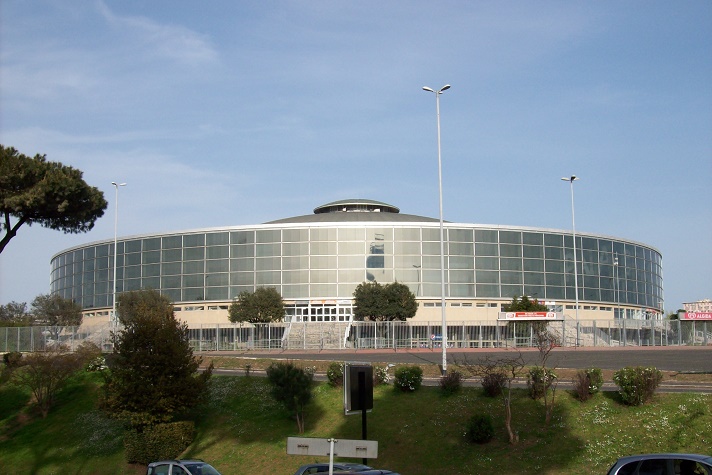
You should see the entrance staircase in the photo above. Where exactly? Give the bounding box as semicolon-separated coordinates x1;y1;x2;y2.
284;322;351;350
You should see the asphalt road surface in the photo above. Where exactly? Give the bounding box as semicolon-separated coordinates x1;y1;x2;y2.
208;346;712;373
207;347;712;393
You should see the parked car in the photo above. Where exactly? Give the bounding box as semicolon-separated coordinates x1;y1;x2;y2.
146;459;223;475
338;471;399;475
293;463;374;475
606;453;712;475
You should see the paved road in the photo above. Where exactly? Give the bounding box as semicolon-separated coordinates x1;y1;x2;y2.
207;346;712;373
207;347;712;393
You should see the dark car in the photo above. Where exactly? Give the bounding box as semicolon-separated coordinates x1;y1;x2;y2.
146;459;223;475
293;463;374;475
333;471;399;475
606;453;712;475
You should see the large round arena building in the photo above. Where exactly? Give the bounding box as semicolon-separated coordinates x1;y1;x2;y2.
50;199;663;326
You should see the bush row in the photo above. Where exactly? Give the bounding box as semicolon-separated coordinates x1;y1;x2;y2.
322;362;662;406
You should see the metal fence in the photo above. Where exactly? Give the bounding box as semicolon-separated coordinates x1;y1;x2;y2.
1;319;709;354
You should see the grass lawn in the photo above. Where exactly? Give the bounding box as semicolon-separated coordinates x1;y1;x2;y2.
0;362;710;474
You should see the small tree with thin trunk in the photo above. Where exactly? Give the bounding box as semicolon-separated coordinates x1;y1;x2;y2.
531;322;560;425
265;362;314;433
11;346;83;418
456;353;526;444
505;295;560;425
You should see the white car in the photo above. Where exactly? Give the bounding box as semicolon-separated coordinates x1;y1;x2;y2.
146;459;223;475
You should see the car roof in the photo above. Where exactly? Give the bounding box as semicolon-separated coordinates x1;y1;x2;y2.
296;463;371;469
608;453;712;473
614;454;712;463
148;459;207;466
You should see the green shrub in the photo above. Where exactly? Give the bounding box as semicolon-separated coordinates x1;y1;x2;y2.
3;351;23;368
439;370;462;395
85;356;107;373
574;368;603;402
74;341;102;367
373;365;391;385
527;367;557;399
613;366;663;406
465;413;494;444
327;362;344;387
584;367;603;393
393;365;423;392
124;421;195;464
481;371;507;397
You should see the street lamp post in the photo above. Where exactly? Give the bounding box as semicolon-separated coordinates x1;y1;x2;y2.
613;255;620;319
423;84;450;375
561;175;580;345
111;182;127;327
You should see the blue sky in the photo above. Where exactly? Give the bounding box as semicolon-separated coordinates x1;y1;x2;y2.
1;1;710;312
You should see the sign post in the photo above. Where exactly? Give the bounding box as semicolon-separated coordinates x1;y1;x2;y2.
344;362;373;464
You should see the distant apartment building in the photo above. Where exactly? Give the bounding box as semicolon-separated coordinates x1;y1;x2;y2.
684;299;712;313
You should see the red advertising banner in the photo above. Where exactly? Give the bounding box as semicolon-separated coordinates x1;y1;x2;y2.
498;312;562;321
681;312;712;320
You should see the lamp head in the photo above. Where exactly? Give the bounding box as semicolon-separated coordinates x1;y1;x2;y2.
422;86;435;93
561;175;579;182
440;84;451;92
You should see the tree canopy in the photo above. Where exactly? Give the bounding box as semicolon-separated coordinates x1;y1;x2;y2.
228;287;285;323
503;295;548;312
353;281;418;321
104;289;212;428
31;293;83;327
0;301;29;325
0;145;108;254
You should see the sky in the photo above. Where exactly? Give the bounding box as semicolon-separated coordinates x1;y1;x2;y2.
1;1;710;313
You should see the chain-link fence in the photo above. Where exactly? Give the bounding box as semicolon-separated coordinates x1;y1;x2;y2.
0;319;709;353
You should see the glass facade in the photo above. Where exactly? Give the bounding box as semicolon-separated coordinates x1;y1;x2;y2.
51;223;663;315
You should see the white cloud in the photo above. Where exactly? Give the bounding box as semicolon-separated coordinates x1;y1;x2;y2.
95;0;218;65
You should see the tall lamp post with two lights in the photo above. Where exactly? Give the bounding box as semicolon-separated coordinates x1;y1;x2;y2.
613;255;621;319
423;84;450;375
111;182;127;327
561;175;580;345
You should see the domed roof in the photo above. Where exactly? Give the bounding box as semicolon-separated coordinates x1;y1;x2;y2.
314;199;400;214
264;199;440;224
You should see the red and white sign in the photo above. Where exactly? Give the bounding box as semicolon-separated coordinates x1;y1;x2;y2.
681;312;712;320
499;312;561;321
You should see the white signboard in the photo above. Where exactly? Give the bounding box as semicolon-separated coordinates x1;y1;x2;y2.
287;437;378;458
498;311;563;321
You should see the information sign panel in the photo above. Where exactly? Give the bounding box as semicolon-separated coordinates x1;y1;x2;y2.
498;312;562;321
680;312;712;320
287;437;378;458
344;362;373;415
